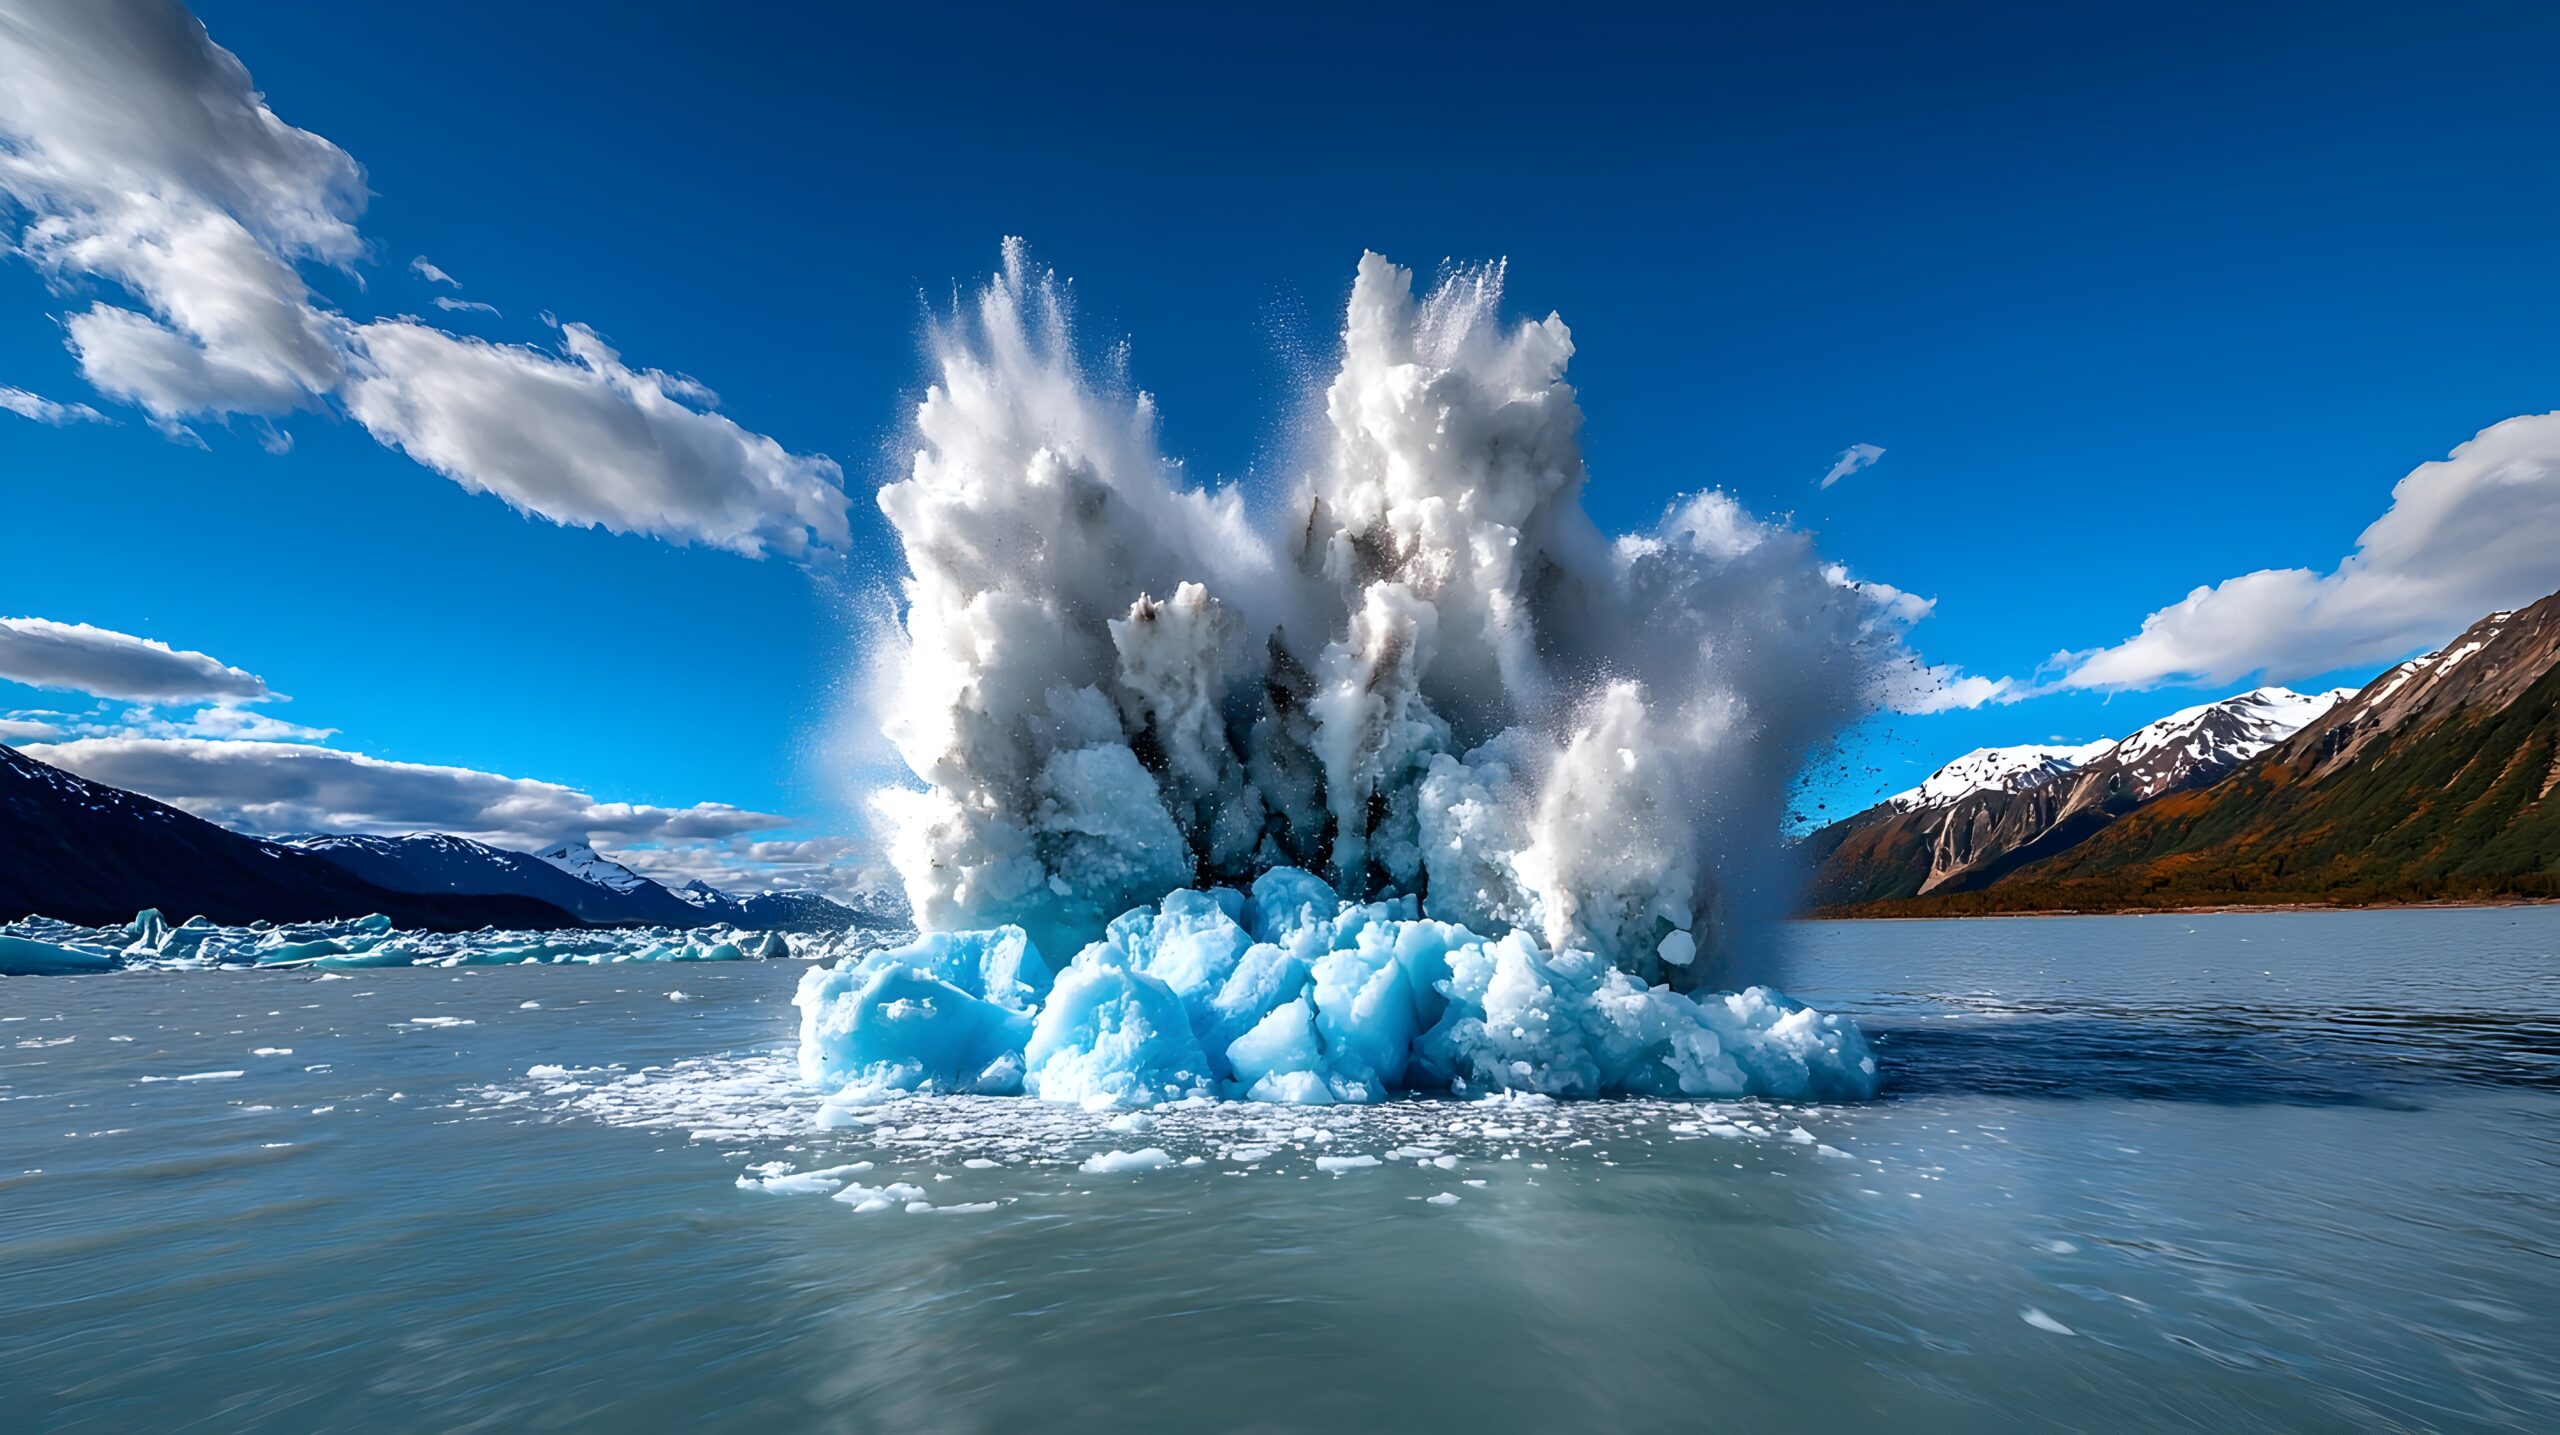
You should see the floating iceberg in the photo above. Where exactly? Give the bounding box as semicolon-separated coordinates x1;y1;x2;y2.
0;931;118;975
0;909;897;975
795;871;1878;1109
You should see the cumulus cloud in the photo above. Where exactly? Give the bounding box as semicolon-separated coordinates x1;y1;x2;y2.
2050;410;2560;690
0;0;848;556
0;716;62;743
1819;442;1886;489
0;617;271;703
410;256;458;287
0;384;106;424
23;736;791;850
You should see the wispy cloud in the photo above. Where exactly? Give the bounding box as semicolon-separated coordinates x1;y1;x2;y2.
613;835;899;901
0;1;849;557
2044;409;2560;691
0;384;107;425
1821;564;2014;713
0;716;62;743
431;296;500;316
0;617;271;704
410;256;459;287
1819;442;1886;489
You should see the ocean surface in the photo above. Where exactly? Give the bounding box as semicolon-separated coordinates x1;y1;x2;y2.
3;907;2554;1432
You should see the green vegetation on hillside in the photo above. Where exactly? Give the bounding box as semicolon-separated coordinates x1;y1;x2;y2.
1823;664;2560;917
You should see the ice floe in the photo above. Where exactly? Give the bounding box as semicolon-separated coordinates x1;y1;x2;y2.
0;909;905;975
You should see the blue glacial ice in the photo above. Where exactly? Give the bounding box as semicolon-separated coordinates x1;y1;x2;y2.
795;869;1878;1109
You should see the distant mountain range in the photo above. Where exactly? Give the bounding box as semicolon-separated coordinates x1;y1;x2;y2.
1;747;579;929
0;746;897;931
1807;590;2560;913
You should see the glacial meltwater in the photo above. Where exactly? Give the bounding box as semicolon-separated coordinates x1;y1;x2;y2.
4;907;2555;1432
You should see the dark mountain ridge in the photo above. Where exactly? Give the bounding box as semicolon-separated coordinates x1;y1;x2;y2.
0;745;580;929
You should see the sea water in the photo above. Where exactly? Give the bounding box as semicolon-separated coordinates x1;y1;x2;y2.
2;906;2553;1431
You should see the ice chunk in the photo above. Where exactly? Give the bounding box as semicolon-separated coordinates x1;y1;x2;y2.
794;959;1034;1102
1021;947;1213;1108
1080;1147;1174;1174
1224;996;1323;1093
1245;868;1340;951
0;933;117;975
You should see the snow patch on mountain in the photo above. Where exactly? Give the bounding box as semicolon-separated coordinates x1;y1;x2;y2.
2106;686;2351;798
1884;685;2349;815
537;841;656;894
1886;739;2115;812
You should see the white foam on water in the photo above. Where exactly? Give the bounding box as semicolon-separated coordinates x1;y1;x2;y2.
457;1044;1878;1217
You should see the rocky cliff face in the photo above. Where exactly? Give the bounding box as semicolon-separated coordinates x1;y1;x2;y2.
2272;600;2560;783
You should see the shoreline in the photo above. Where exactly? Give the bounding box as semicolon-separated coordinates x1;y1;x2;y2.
1797;895;2560;922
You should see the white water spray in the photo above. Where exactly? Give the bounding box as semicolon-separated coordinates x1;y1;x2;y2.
867;242;1902;986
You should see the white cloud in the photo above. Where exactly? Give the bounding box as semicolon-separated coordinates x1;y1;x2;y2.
1824;564;1933;625
345;321;850;555
0;383;106;424
431;296;500;316
0;0;360;419
0;716;61;743
1892;666;2017;714
1818;564;2012;713
410;256;459;287
2050;410;2560;690
113;703;337;743
617;835;897;901
0;0;849;557
23;736;790;850
1819;442;1886;489
0;617;271;703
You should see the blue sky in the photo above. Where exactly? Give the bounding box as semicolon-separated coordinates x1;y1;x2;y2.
8;0;2560;881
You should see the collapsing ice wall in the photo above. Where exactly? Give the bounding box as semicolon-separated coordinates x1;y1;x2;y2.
796;869;1878;1108
817;245;1910;1105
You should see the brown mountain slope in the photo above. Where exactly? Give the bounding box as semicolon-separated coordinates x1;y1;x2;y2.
1801;688;2341;905
1834;591;2560;916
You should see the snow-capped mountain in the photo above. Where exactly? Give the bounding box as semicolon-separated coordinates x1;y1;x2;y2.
1886;739;2117;812
539;844;892;931
1806;684;2348;904
296;833;702;926
536;841;658;895
2106;685;2354;800
1856;588;2560;912
0;745;581;929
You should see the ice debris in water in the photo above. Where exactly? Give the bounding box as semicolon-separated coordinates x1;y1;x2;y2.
0;908;905;974
796;871;1877;1110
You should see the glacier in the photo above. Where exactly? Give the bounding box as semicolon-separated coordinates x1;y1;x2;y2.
795;870;1878;1109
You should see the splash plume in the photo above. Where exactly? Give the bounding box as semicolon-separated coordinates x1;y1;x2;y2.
867;242;1901;985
